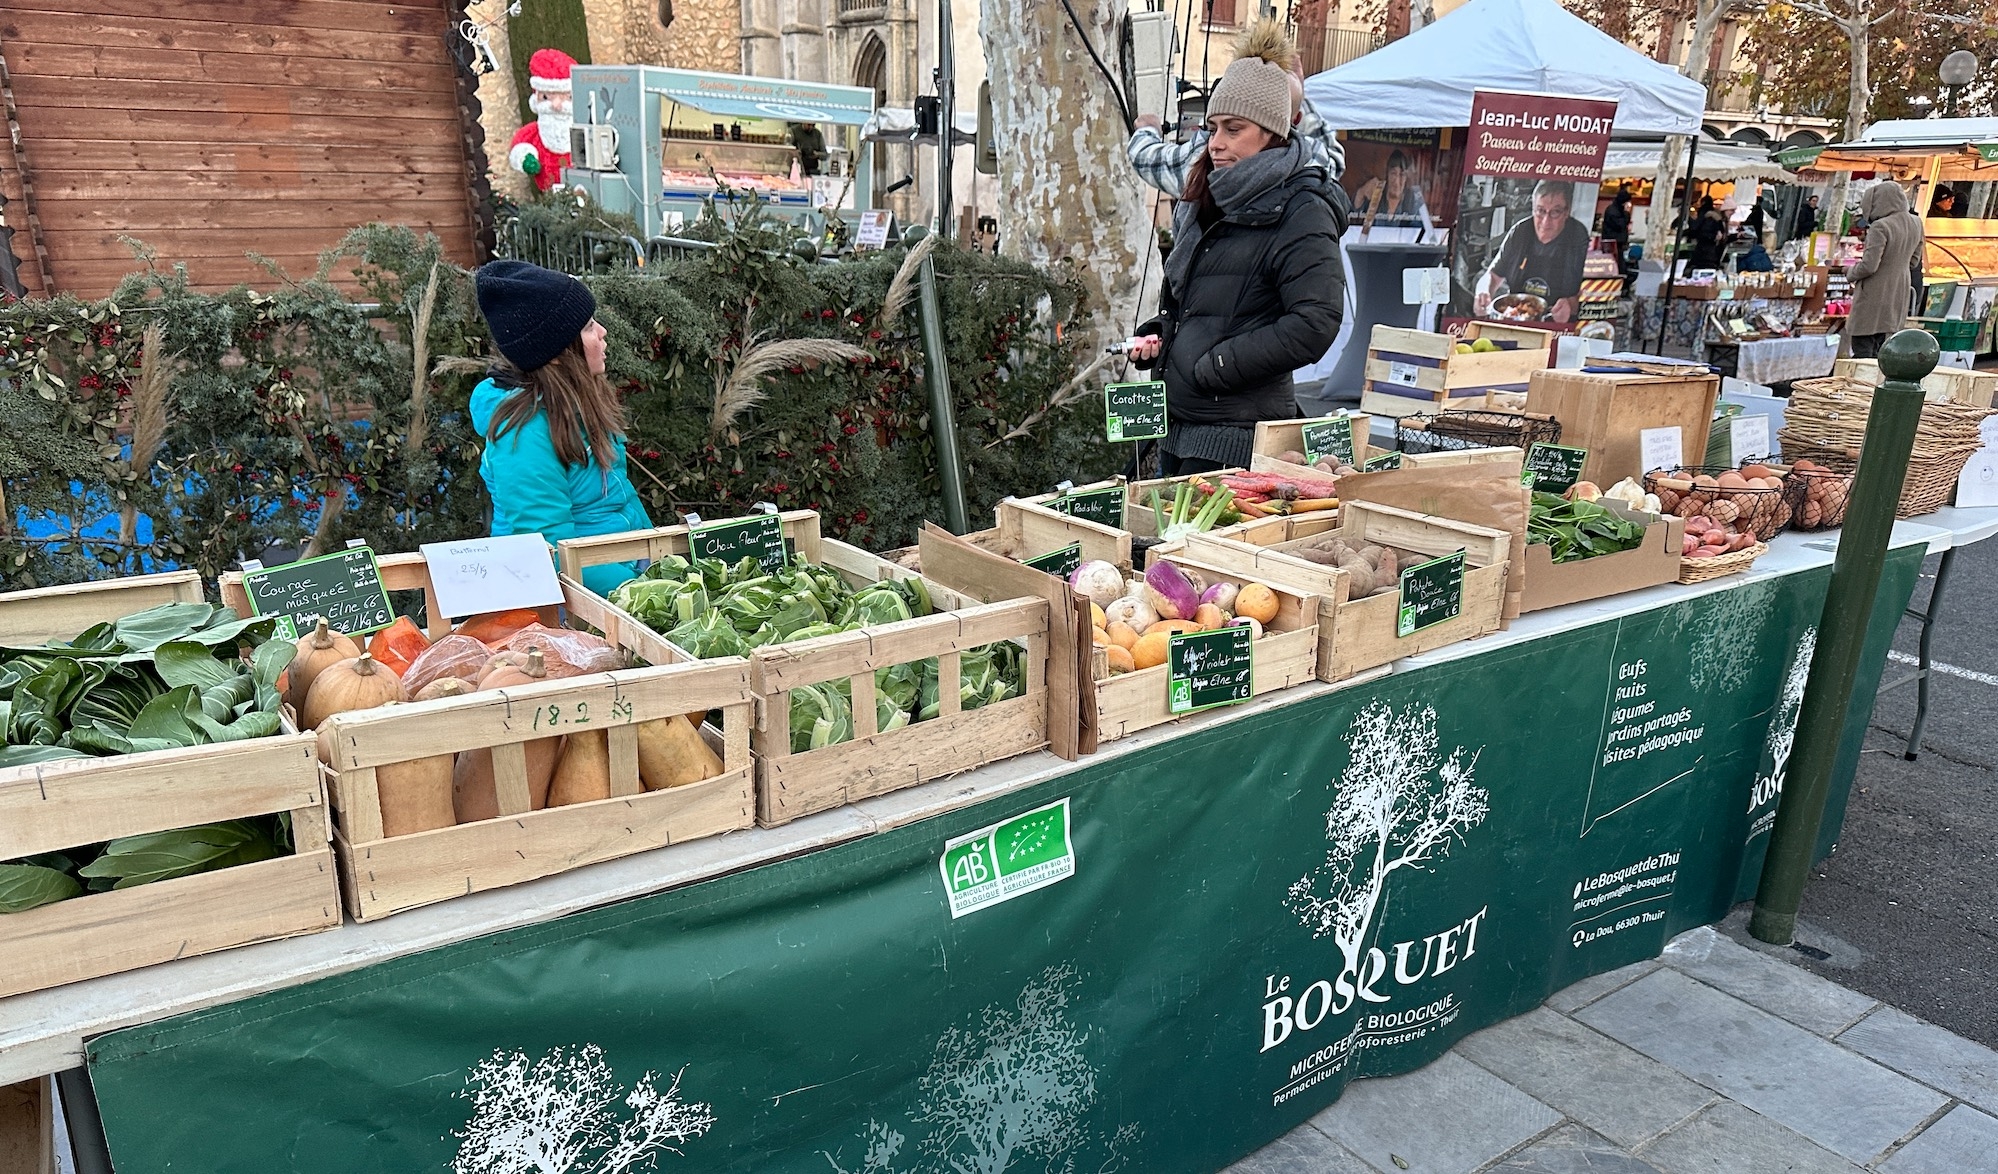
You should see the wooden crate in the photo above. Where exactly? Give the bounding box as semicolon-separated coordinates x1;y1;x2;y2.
1362;323;1555;420
987;497;1133;570
0;570;340;998
560;516;1053;828
316;652;755;921
1253;413;1374;470
917;528;1318;746
1830;358;1998;409
227;550;759;921
1524;368;1720;488
0;568;202;645
0;733;337;999
0;1077;55;1174
1183;502;1512;682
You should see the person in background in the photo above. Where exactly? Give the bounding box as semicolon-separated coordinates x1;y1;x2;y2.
1737;238;1775;272
470;260;654;597
1127;23;1346;200
1599;186;1633;262
1125;24;1344;475
788;122;826;177
1352;148;1431;227
1789;194;1821;242
1929;187;1959;218
1743;196;1767;243
1686;196;1727;270
1846;183;1924;360
1474;180;1590;323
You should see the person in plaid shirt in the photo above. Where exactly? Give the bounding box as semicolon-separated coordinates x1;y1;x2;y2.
1127;71;1345;197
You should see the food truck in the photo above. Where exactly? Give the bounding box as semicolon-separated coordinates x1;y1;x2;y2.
1783;118;1998;284
563;65;879;238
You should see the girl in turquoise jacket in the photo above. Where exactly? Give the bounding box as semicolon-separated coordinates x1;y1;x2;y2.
471;261;653;596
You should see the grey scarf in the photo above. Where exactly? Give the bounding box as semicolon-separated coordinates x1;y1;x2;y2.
1164;136;1311;299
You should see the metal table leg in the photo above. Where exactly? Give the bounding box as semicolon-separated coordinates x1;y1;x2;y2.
1876;546;1955;760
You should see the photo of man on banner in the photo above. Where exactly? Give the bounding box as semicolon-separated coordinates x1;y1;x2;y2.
1448;90;1617;332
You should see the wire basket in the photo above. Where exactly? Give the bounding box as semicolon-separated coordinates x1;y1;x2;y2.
1783;464;1853;531
1643;465;1797;541
1396;410;1562;455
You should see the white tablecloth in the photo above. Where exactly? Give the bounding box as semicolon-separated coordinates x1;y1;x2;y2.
1733;334;1843;384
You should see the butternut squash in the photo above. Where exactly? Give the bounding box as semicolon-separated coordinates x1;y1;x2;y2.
320;711;454;838
547;728;613;807
300;653;405;730
452;736;564;823
636;715;724;790
287;617;361;711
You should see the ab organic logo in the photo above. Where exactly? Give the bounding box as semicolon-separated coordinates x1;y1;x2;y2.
1262;702;1491;1104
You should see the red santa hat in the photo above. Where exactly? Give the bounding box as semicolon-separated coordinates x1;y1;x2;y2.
528;49;576;94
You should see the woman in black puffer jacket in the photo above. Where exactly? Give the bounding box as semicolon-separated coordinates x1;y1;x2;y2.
1131;31;1345;474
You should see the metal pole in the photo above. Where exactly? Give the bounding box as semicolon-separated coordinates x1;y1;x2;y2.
1750;328;1938;945
917;253;971;533
1649;134;1700;355
935;0;956;241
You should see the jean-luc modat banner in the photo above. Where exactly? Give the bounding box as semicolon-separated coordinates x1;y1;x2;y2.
1450;89;1618;333
84;551;1919;1174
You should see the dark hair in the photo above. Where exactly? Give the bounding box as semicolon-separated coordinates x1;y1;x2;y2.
487;335;626;472
1182;150;1214;205
1531;179;1571;210
1698;195;1716;213
1386;149;1411;173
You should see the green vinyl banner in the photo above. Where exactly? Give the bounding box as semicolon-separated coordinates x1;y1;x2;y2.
86;550;1920;1174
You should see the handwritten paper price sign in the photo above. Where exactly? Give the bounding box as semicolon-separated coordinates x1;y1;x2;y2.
1300;416;1356;466
1105;381;1168;443
1167;625;1254;715
1521;443;1589;492
687;512;789;574
1729;415;1773;464
1022;543;1082;578
1396;550;1465;638
1639;426;1685;474
242;546;396;640
418;534;565;620
1052;484;1127;528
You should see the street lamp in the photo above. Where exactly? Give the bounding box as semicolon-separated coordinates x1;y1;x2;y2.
1939;51;1978;117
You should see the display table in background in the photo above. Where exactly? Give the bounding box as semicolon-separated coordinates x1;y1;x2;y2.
1713;334;1844;385
4;522;1968;1174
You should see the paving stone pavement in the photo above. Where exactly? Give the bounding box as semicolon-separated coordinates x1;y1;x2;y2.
1223;926;1998;1174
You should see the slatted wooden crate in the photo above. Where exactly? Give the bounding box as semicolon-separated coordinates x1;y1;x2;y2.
221;551;757;921
916;528;1319;747
0;573;337;998
1252;413;1374;474
1362;323;1555;420
560;514;1053;827
1184;501;1512;682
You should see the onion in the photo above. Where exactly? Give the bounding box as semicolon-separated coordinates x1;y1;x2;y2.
1068;560;1127;607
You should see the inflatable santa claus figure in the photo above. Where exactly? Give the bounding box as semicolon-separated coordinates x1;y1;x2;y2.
509;49;576;193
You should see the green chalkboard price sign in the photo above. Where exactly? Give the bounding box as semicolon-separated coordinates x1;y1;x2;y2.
1052;484;1127;529
1167;625;1254;714
1022;543;1083;578
1300;417;1356;466
242;547;396;641
688;512;789;573
1105;381;1168;443
1521;443;1589;492
1396;550;1466;638
1364;451;1404;472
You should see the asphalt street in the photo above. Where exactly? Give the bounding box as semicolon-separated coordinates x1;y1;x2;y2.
1769;535;1998;1048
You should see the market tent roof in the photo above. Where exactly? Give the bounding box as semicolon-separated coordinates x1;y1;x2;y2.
1782;117;1998;181
1303;0;1707;135
1601;140;1789;182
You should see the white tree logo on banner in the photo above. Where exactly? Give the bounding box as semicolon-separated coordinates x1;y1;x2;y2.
1285;702;1490;987
1750;627;1818;822
451;1043;715;1174
822;966;1141;1174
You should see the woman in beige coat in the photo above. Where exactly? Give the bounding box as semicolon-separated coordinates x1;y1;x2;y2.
1847;183;1924;359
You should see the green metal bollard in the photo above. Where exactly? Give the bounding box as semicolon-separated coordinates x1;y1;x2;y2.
1749;328;1937;945
917;253;972;535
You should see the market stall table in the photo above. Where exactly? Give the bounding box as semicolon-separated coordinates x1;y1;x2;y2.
0;523;1960;1173
1721;334;1845;385
1874;505;1998;758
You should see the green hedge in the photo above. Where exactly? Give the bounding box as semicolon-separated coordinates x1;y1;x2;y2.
0;211;1119;592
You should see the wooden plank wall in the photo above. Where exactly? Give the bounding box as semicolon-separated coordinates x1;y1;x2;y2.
0;0;486;298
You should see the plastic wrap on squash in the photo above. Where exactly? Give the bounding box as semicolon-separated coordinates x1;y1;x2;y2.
498;624;626;678
451;608;544;646
401;635;496;697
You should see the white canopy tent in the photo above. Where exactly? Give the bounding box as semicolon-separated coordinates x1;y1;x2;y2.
1302;0;1707;135
1601;141;1789;183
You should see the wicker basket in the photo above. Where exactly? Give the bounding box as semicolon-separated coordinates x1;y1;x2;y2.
1781;376;1992;519
1397;409;1562;455
1678;541;1767;584
1783;465;1853;531
1643;465;1795;541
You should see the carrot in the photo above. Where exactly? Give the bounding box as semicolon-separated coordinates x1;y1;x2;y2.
1289;498;1339;513
1235;499;1273;518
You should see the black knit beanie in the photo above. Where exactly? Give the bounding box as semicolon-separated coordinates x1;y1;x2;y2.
474;260;598;373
